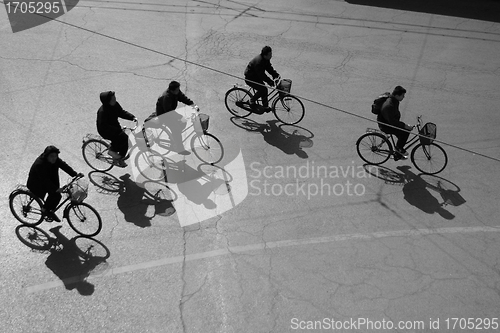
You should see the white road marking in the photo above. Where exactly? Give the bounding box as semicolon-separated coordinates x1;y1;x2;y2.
26;225;500;294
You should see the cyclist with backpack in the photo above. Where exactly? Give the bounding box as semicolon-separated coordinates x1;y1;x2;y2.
374;86;414;160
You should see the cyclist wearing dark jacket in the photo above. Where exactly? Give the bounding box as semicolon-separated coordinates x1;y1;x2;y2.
27;145;81;222
97;91;137;166
244;46;280;112
145;81;198;123
377;85;414;159
144;81;199;155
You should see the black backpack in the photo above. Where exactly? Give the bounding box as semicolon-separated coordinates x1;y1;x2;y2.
371;92;390;115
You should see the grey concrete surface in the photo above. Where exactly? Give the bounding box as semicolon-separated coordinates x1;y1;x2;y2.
1;0;500;332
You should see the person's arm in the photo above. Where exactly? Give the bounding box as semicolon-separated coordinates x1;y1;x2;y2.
116;103;136;121
57;159;78;178
265;61;279;80
178;91;194;106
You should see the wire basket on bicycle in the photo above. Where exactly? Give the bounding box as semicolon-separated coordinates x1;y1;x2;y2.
277;79;292;98
419;122;437;145
193;113;210;134
67;178;89;203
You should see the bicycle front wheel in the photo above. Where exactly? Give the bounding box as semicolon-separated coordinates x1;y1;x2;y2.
135;150;167;182
82;139;113;172
73;236;110;261
9;190;44;226
411;143;448;175
66;203;102;237
356;133;392;165
272;95;305;124
191;133;224;165
224;87;253;118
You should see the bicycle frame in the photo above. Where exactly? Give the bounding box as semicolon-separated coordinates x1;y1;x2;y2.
383;117;425;154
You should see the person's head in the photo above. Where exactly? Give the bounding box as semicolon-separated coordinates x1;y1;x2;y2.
392;86;407;101
168;81;181;95
43;145;60;164
261;46;272;60
99;91;116;106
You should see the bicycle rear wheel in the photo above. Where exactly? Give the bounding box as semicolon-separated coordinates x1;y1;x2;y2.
66;203;102;237
411;143;448;175
82;139;113;172
272;95;305;124
224;87;253;118
356;133;392;165
9;190;44;226
191;133;224;165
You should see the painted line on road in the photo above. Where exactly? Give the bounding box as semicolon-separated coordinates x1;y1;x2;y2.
26;225;500;294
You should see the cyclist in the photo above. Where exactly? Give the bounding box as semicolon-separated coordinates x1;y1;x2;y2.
144;81;199;154
244;46;280;113
27;146;83;222
97;91;138;167
377;86;414;160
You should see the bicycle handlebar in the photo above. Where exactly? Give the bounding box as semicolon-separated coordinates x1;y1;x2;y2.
61;174;84;193
123;119;139;131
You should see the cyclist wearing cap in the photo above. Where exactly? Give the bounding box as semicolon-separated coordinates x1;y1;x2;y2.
244;46;280;113
145;81;199;122
97;91;137;167
144;81;199;154
27;146;83;222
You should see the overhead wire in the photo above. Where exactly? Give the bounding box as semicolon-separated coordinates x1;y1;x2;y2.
3;3;500;163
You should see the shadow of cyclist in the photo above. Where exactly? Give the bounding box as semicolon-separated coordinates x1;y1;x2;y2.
229;117;312;158
44;226;102;296
397;166;455;220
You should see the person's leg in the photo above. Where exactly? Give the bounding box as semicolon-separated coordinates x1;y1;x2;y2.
44;192;62;211
395;128;410;152
246;80;268;106
114;131;130;158
31;188;62;222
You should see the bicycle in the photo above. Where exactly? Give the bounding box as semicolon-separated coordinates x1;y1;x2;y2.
356;116;448;175
224;77;305;125
138;107;224;178
9;175;103;237
81;120;138;172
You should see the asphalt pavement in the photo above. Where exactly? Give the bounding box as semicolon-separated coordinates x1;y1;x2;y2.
1;0;499;332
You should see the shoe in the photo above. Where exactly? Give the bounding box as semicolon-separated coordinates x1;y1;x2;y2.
393;151;408;161
42;208;61;222
263;106;272;113
113;159;128;168
108;150;121;159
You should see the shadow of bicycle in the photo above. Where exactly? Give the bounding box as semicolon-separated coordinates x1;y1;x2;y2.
15;224;110;295
88;171;176;228
230;117;314;158
363;164;466;219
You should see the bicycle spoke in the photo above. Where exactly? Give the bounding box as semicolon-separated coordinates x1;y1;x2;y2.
225;88;253;117
67;203;102;237
191;134;224;164
273;95;305;124
356;133;391;165
9;191;44;225
411;143;448;175
82;139;112;172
